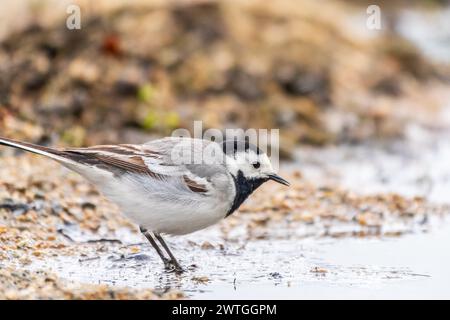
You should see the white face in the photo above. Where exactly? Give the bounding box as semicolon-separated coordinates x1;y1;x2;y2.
225;149;275;180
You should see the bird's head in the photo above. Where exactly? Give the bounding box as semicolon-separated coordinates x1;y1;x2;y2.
222;140;289;187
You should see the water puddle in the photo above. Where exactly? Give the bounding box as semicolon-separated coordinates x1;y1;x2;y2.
24;215;449;299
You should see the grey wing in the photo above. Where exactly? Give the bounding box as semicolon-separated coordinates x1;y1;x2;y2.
63;137;227;195
142;137;228;179
142;137;232;197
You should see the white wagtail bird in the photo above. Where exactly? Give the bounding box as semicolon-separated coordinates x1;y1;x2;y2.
0;136;289;272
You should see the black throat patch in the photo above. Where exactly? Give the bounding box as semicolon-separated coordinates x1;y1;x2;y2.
226;170;268;217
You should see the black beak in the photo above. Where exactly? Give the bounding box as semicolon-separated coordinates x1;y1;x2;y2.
268;174;290;186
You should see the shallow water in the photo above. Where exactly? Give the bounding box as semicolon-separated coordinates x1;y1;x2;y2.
201;219;450;299
27;216;450;299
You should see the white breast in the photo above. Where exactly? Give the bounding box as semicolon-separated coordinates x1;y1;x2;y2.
84;169;235;235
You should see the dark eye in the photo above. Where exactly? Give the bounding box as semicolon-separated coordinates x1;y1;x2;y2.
252;162;261;169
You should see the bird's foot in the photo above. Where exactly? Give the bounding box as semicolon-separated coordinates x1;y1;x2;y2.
162;258;173;269
164;259;184;274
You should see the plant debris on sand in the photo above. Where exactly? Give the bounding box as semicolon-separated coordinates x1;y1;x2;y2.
0;267;182;300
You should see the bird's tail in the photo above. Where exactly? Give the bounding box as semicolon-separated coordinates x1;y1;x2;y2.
0;136;74;164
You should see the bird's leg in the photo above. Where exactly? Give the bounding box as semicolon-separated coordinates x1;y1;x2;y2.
154;233;184;272
139;226;171;269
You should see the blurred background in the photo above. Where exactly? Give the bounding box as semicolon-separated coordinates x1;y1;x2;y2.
1;0;449;156
2;0;450;299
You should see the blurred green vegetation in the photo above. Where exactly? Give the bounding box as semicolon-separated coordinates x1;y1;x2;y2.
0;0;448;155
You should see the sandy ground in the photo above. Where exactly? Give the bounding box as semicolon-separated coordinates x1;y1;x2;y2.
1;143;448;299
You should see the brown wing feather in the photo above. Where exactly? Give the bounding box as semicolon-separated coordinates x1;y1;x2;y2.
64;145;208;193
63;145;160;177
183;176;208;193
95;155;147;173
